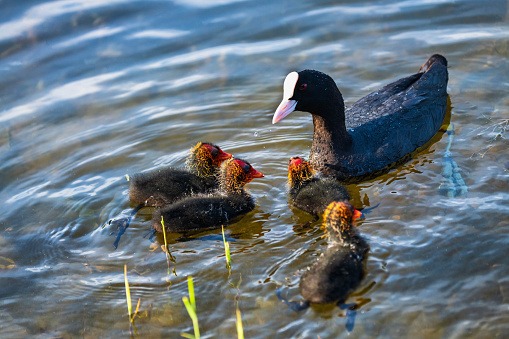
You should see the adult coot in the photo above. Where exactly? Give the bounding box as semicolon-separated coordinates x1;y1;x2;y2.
152;158;263;233
110;142;232;248
288;156;350;217
273;54;448;181
300;201;367;304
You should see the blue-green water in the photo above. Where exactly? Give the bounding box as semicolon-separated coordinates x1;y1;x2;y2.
0;0;508;337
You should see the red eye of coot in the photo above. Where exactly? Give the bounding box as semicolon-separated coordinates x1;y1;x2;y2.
300;83;307;90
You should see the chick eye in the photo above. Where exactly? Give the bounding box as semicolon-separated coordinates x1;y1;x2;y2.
211;148;218;157
300;83;307;90
243;164;251;173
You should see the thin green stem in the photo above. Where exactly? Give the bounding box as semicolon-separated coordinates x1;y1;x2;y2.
161;216;172;276
236;307;244;339
181;276;200;339
222;225;231;271
124;265;132;322
188;276;195;309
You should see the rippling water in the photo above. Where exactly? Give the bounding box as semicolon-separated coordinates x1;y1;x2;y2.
1;0;508;337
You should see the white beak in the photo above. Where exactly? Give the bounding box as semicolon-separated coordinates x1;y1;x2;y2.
272;71;299;124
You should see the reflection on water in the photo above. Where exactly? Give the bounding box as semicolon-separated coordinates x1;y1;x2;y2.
1;0;508;337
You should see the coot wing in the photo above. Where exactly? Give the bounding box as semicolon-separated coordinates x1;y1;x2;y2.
345;55;448;130
345;73;422;129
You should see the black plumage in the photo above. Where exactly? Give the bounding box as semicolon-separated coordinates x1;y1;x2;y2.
152;158;263;233
300;202;368;304
288;157;349;216
273;54;449;182
129;142;232;207
109;142;231;248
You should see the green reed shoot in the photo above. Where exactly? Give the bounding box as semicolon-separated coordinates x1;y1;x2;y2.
161;216;172;277
124;264;132;322
161;216;169;254
124;265;140;338
236;307;244;339
134;298;141;319
222;225;231;271
181;276;200;339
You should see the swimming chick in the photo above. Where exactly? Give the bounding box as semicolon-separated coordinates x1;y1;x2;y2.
299;201;368;304
288;157;350;217
152;158;263;233
109;142;232;248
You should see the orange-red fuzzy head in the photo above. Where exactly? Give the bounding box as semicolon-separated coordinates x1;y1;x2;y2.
288;156;313;187
323;201;361;235
187;142;232;177
220;158;263;193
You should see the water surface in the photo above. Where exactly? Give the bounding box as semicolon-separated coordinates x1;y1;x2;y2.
1;0;508;338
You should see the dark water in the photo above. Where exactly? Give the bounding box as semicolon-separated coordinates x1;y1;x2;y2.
1;0;508;337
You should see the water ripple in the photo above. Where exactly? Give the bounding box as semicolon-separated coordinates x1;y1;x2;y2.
0;0;129;42
0;71;123;123
143;39;302;70
130;29;189;39
391;27;509;44
0;0;508;337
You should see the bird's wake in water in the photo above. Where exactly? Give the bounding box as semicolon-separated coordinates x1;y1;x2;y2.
438;123;468;198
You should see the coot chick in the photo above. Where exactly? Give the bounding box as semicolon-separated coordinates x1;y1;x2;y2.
300;201;367;304
288;156;350;217
152;158;263;233
273;54;449;182
129;142;232;206
110;142;232;248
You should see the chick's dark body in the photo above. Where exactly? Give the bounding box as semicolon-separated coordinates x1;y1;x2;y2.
153;192;255;233
290;177;349;216
129;169;218;207
300;235;369;304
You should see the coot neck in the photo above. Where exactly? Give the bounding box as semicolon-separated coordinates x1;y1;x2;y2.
220;174;248;195
309;100;353;166
187;158;216;177
329;228;356;245
288;166;313;191
326;217;356;244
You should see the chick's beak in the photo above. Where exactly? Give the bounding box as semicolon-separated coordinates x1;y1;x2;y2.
218;150;233;161
353;208;362;221
249;167;264;178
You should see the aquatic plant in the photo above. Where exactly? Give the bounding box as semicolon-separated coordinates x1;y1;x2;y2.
222;225;231;272
161;216;173;278
236;307;244;339
181;276;200;339
124;265;132;321
124;265;140;338
161;216;169;254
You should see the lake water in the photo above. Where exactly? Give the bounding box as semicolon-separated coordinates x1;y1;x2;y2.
1;0;508;338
